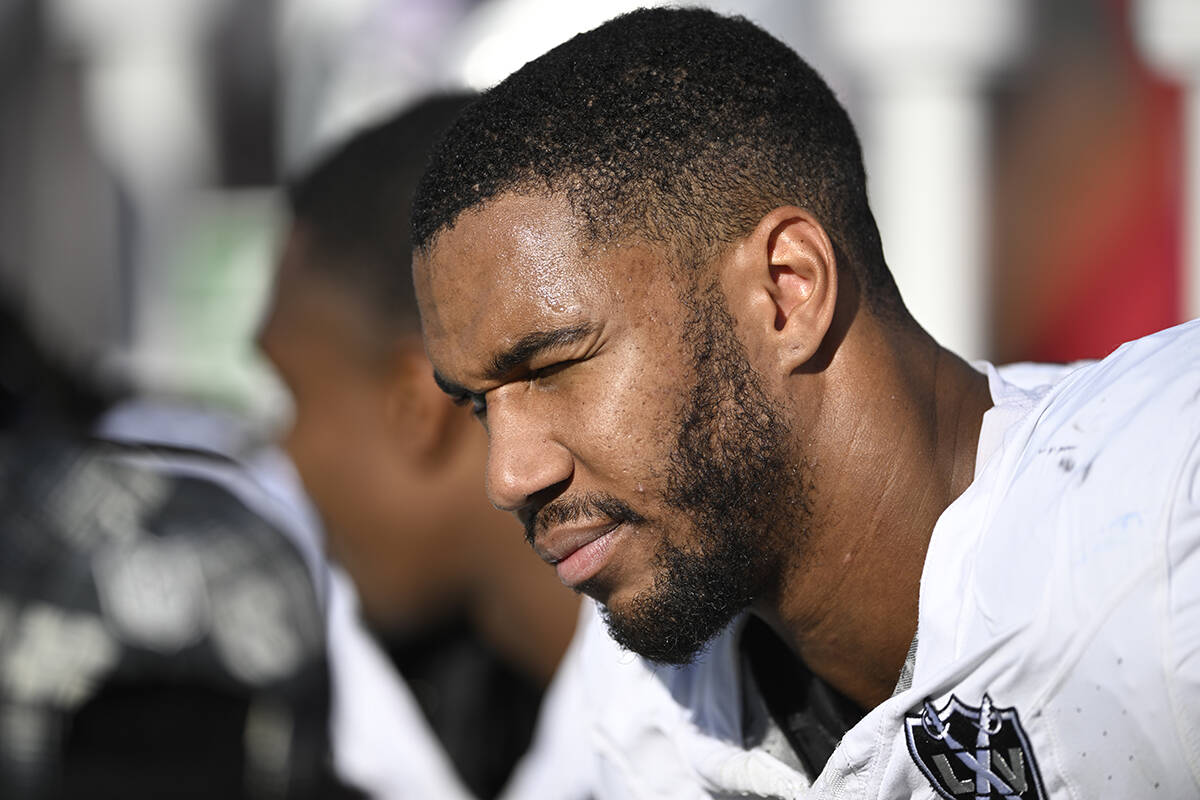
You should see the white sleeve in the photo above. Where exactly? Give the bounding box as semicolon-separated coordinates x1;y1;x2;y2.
1167;427;1200;789
499;599;602;800
326;567;476;800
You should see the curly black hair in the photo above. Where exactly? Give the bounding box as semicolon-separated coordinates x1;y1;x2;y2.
412;6;904;317
286;92;476;329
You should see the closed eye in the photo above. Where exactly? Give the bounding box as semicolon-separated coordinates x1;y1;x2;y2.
529;359;579;383
451;392;488;418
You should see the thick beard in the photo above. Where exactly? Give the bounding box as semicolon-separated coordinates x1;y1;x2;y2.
599;283;812;665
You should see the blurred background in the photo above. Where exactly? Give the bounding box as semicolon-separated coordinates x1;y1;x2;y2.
1;0;1196;419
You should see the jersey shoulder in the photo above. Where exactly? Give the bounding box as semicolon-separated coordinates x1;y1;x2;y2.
0;434;350;799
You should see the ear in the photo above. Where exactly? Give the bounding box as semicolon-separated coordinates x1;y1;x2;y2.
382;335;461;467
724;206;838;375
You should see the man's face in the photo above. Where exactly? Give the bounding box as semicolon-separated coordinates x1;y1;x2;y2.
416;193;812;663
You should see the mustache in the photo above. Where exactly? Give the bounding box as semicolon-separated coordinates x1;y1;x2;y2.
524;492;646;545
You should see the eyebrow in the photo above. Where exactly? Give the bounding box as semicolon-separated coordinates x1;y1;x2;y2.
432;322;599;399
488;322;598;377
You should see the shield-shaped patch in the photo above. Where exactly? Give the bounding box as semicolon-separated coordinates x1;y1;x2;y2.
904;694;1046;799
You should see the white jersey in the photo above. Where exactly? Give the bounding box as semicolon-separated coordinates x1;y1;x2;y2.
504;320;1200;800
97;402;475;800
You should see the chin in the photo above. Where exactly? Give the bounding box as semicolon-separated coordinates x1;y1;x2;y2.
595;591;732;667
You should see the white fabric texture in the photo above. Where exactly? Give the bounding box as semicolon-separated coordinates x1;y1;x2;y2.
506;320;1200;799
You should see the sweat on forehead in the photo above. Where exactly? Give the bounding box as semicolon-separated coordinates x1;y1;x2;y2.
415;192;597;340
413;190;690;392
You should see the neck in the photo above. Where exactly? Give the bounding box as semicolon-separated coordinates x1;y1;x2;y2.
756;319;992;710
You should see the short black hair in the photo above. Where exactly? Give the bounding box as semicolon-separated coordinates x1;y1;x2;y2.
287;92;476;329
412;7;904;317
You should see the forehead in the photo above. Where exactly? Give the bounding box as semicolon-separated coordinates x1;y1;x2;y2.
414;192;671;380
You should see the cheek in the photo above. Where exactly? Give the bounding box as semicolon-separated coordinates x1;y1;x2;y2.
289;396;350;474
565;344;685;487
288;395;383;511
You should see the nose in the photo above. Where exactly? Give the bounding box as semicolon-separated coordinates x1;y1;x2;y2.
484;392;573;514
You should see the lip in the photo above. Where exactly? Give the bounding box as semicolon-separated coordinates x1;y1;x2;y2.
539;522;625;587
